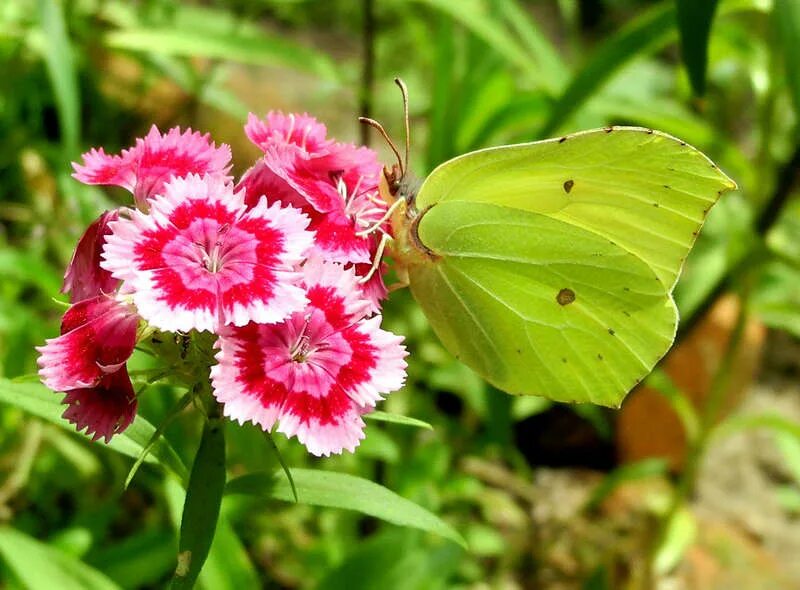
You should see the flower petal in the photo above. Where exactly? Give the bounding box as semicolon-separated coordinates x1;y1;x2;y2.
62;366;137;443
210;262;406;456
62;210;121;302
72;126;232;209
245;111;331;156
103;174;312;333
37;296;138;392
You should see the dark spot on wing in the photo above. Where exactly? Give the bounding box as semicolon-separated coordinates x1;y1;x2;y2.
623;287;630;292
557;288;576;306
608;328;615;336
652;202;659;207
597;354;603;360
646;129;654;134
663;185;671;189
561;358;567;363
622;311;631;317
605;127;614;133
563;179;574;193
559;136;568;144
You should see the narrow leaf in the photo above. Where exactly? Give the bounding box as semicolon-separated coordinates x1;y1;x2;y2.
412;0;536;82
0;526;120;590
37;0;80;155
713;413;800;441
125;391;193;489
676;0;720;96
775;0;800;125
0;379;187;481
104;28;338;80
584;459;668;512
539;3;676;136
264;432;298;502
171;412;226;589
164;479;261;590
365;411;433;430
227;469;466;548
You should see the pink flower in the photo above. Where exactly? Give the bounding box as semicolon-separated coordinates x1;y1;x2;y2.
62;210;120;303
73;125;232;210
240;114;388;260
244;111;332;156
37;295;139;393
210;261;407;456
240;113;391;309
101;174;313;333
62;366;137;443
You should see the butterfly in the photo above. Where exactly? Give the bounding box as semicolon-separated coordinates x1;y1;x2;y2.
364;80;736;407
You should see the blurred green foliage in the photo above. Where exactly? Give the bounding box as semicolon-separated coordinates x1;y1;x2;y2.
2;0;800;587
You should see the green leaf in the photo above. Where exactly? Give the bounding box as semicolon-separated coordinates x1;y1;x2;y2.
365;411;434;430
398;128;735;405
539;3;676;136
411;0;538;83
171;413;226;589
36;0;80;155
676;0;721;96
0;248;62;294
104;28;338;81
775;0;800;125
164;479;260;590
87;530;176;589
316;531;462;590
584;458;668;512
0;379;187;481
713;413;800;441
0;526;121;590
653;507;697;574
226;469;466;548
125;391;193;489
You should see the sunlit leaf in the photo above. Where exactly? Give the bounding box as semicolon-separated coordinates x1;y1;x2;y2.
35;0;80;155
0;379;187;480
0;526;120;590
584;458;668;512
104;28;338;81
226;469;466;548
365;411;433;430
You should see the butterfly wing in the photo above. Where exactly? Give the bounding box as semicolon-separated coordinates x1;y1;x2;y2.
403;127;736;406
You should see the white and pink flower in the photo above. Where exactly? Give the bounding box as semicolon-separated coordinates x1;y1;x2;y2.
210;261;407;456
101;174;313;333
72;125;232;210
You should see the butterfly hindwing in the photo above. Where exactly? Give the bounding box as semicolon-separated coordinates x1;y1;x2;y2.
401;127;736;406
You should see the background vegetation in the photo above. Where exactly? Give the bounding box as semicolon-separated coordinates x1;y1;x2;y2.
1;0;800;588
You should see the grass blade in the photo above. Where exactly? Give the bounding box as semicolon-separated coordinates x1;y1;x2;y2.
676;0;721;96
226;468;466;548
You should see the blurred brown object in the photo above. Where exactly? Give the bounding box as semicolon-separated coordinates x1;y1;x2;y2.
616;294;766;471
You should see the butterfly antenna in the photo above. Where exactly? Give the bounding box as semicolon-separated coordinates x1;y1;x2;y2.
394;78;410;176
358;117;404;176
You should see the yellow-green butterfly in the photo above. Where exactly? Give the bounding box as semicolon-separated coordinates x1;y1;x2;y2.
366;80;736;407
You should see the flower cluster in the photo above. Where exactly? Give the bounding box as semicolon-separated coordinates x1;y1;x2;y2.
37;115;407;455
